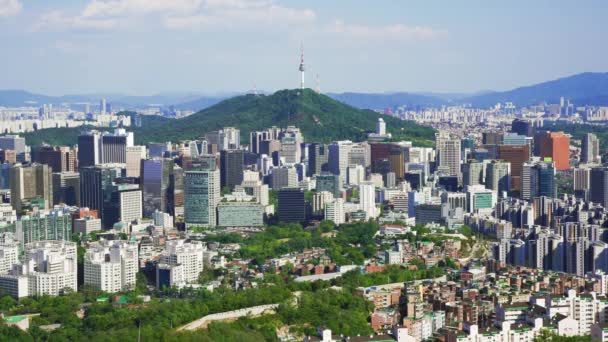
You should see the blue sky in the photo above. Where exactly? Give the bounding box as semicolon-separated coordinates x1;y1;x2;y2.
0;0;607;95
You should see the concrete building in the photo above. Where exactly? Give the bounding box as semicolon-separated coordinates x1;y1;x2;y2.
10;163;53;211
359;182;377;219
156;240;205;288
84;240;138;293
184;166;220;229
217;201;264;227
324;198;345;225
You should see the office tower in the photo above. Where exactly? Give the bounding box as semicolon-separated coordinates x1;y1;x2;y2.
13;207;72;245
77;131;102;167
511;119;534;137
315;173;341;198
249;131;267;154
100;98;107;115
259;139;281;157
502;133;527;146
385;172;396;188
465;185;495;214
307;143;328;177
538;131;570;170
220;150;244;189
79;165;122;226
590;167;608;208
84;240;138;293
0;135;26;161
325;198;345;225
0;150;16;164
359;182;377;219
148;142;171;158
10;163;53;211
52;171;80;206
104;182;142;227
217;202;264;227
156;240;205;288
0;240;77;298
347;164;365;186
462;160;484;187
573;167;591;192
102;129;134;164
498;144;530;192
485;160;511;195
328;140;353;185
141;158;174;217
482;132;503;145
278;126;303;163
311;191;333;218
222;127;240;150
31;146;76;172
184;163;220;228
404;170;424;191
522;161;556;201
278;187;306;223
172;165;184;217
435;133;462;180
125;146;146;178
348;142;371;168
270;166;298;189
533;196;553;227
438;176;458;192
582;133;601;164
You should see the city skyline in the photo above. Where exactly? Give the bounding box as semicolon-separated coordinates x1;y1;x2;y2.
0;0;607;95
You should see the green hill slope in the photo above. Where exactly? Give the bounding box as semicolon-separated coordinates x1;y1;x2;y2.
20;89;436;146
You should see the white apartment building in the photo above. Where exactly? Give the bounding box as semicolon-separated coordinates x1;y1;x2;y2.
324;198;345;225
359;182;377;219
157;240;205;288
84;240;139;293
0;240;77;298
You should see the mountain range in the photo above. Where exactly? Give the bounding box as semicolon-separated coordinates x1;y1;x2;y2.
3;72;608;111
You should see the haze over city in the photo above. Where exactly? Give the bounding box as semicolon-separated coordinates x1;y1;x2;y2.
0;0;607;95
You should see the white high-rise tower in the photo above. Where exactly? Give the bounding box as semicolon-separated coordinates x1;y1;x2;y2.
299;45;305;89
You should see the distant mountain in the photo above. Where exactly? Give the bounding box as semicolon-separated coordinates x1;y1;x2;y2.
0;90;222;110
461;72;608;107
327;92;447;109
20;89;436;147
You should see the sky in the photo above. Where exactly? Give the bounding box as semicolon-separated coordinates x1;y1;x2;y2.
0;0;607;95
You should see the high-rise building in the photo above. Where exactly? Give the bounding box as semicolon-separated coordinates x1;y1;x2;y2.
141;158;174;217
325;198;345;225
315;173;341;198
206;128;240;151
84;240;138;293
522;160;556;201
359;182;377;219
77;131;102;167
328;140;353;185
125;146;146;178
184;164;220;228
52;171;80;206
100;98;107;115
485;160;511;196
538;131;570;170
220;149;244;189
278;187;306;223
31;146;76;173
573;167;591;193
0;135;26;161
270;166;298;189
79;164;122;227
511;119;534;137
590;167;608;208
0;235;19;275
103;182;142;227
498;144;530;192
10;163;53;211
311;191;333;218
101;129;134;164
435;133;462;181
347;164;365;186
217;202;264;227
9;208;72;246
348;142;371;169
307;143;328;177
581;133;601;165
462;160;484;187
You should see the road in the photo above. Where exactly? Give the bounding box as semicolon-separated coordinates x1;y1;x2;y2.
176;303;279;331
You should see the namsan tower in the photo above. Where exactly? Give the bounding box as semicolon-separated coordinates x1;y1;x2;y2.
299;44;305;89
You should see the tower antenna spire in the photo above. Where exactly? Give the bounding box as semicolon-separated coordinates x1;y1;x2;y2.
298;43;305;90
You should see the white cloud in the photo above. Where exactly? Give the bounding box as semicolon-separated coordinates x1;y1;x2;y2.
33;0;314;31
163;4;316;30
329;20;446;42
0;0;22;18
